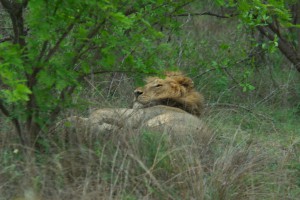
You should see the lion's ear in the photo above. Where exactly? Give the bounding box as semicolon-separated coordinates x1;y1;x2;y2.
145;77;159;83
173;76;194;89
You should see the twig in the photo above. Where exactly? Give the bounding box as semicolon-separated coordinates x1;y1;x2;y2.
195;66;229;77
81;70;157;79
37;41;49;62
207;103;274;122
44;15;80;62
223;67;240;85
48;85;76;125
70;19;106;66
0;36;11;43
0;100;25;145
195;49;267;78
175;11;237;18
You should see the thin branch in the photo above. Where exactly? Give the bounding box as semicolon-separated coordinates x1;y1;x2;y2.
92;70;131;75
223;67;240;85
73;44;100;64
0;27;14;29
0;100;25;145
44;15;80;62
0;100;11;118
48;85;76;125
82;70;157;80
37;41;49;62
12;119;24;145
71;19;106;66
0;36;11;43
207;103;274;122
175;11;237;18
195;49;267;78
196;66;229;77
173;0;194;13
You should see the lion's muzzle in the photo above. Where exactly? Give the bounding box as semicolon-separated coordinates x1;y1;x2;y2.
134;88;143;98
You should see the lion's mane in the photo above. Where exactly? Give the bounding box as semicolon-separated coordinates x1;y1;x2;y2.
133;71;204;117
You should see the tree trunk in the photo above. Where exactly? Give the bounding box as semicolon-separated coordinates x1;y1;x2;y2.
293;3;300;62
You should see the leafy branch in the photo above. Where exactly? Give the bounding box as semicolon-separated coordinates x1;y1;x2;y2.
0;0;189;149
44;14;81;62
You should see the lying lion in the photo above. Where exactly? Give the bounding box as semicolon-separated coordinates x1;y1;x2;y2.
61;71;210;143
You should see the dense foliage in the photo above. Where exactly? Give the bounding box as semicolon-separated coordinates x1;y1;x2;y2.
215;0;300;71
0;0;189;147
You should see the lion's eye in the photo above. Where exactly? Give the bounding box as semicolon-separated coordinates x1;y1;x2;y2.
154;84;163;87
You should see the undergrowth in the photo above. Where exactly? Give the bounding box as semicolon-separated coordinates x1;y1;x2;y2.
1;106;299;200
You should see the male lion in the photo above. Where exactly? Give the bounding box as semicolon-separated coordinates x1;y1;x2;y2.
56;72;207;200
60;71;209;144
133;71;204;117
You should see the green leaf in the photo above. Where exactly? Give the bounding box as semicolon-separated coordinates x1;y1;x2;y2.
14;84;32;101
220;43;230;50
111;12;133;29
1;84;32;102
240;83;255;92
38;70;55;87
215;0;225;6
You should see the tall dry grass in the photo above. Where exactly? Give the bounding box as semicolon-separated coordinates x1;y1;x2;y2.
1;107;299;200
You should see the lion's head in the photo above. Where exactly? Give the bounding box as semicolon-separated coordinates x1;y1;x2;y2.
133;71;204;117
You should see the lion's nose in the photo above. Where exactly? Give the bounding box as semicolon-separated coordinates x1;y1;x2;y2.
134;89;143;97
